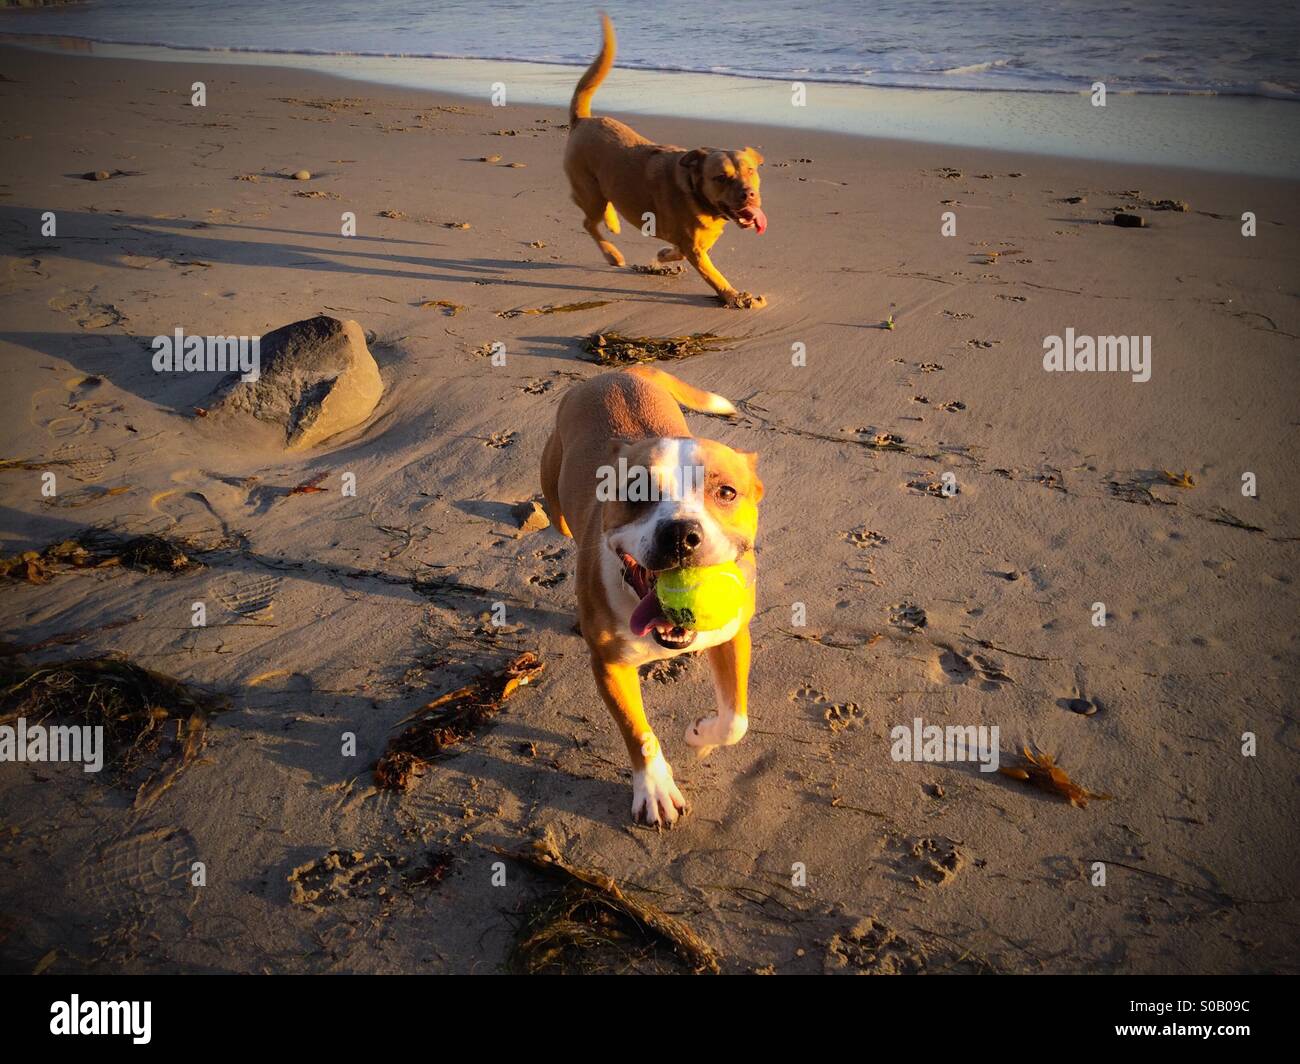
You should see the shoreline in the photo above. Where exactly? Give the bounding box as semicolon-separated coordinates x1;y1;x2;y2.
3;32;1299;177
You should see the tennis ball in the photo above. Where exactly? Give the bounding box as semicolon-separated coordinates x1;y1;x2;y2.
655;562;748;631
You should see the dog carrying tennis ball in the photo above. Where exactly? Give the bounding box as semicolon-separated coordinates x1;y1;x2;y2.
655;562;748;631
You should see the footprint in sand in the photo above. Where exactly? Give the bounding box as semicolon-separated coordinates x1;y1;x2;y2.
77;826;199;921
30;375;119;440
930;644;1013;689
845;527;887;548
215;574;281;619
891;834;966;887
792;684;863;732
50;441;116;482
890;603;928;631
49;291;127;330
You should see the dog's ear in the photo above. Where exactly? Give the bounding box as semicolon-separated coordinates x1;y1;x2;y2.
680;147;709;175
742;147;764;166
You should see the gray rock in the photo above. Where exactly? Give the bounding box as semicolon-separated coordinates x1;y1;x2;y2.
210;315;382;449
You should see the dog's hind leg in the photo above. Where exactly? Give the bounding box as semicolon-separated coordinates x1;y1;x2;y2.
570;183;625;266
540;430;572;538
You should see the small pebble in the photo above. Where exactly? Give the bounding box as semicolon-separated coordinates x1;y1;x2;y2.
292;169;312;181
1067;698;1098;716
1114;212;1146;228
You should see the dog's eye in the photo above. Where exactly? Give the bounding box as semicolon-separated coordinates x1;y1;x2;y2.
716;485;738;502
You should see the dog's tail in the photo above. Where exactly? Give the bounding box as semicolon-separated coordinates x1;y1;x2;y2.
570;13;616;126
627;365;736;416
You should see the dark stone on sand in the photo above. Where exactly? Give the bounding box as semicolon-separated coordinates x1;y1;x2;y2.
1114;213;1146;228
512;499;551;533
209;315;382;450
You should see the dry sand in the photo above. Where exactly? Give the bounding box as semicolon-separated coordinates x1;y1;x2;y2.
0;43;1297;974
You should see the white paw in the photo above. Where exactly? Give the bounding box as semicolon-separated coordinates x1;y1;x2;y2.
631;755;687;828
685;712;748;756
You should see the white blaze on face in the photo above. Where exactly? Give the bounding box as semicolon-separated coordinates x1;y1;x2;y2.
607;438;733;569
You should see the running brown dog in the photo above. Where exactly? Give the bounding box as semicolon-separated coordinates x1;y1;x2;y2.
541;365;763;826
564;14;769;309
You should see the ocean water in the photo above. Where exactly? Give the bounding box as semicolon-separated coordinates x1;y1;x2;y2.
4;0;1298;99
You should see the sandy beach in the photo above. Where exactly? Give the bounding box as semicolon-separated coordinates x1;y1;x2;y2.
0;39;1297;975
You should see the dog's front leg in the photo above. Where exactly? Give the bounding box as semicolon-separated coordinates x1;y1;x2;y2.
686;625;752;757
682;245;766;309
591;657;687;827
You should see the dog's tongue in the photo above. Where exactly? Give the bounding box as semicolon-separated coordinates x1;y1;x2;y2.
739;206;768;234
630;589;667;637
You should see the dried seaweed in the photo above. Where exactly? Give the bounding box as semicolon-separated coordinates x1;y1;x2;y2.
374;651;544;789
495;830;720;974
581;331;735;366
998;746;1113;808
1;534;199;584
499;300;614;318
0;655;225;809
1203;507;1265;533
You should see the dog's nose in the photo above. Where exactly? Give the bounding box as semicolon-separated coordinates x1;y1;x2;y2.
656;519;704;563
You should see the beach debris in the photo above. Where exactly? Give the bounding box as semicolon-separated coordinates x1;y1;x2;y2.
374;651;544;790
1113;212;1147;228
208;315;383;450
1065;697;1099;716
526;240;546;248
378;209;406;219
1;533;200;584
443;221;471;229
495;829;721;974
511;499;551;533
419;298;465;316
1108;479;1174;506
1203;506;1265;533
883;315;895;330
0;655;224;810
498;300;614;318
288;471;330;495
1160;469;1196;488
480;154;502;163
1061;195;1086;204
581;331;734;366
1150;199;1190;212
292;169;312;181
998;746;1113;808
80;169;141;181
506;161;526;168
